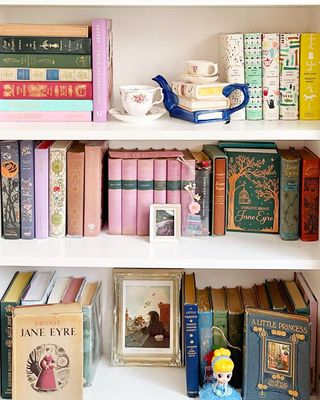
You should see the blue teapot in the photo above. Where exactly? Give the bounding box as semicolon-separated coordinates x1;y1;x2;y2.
152;75;250;124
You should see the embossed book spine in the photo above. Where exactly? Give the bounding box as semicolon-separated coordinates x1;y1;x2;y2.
0;141;20;239
181;150;196;236
262;33;280;120
0;81;93;99
193;155;211;236
35;140;54;238
92;19;113;122
167;158;181;204
20;140;35;239
49;141;73;238
0;24;89;37
0;67;92;81
299;33;320;120
137;159;154;236
108;156;122;235
244;33;263;120
154;158;167;204
0;112;92;122
0;36;92;54
279;33;300;120
67;143;85;237
121;158;137;235
84;141;108;237
219;33;245;120
0;54;91;68
279;149;300;240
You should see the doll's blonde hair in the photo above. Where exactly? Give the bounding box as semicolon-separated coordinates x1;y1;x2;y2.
211;348;234;373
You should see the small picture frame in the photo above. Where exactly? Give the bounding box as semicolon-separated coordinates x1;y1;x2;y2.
149;204;181;243
112;268;183;366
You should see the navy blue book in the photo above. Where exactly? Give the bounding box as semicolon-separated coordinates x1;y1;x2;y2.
184;273;199;397
243;307;310;400
20;141;35;239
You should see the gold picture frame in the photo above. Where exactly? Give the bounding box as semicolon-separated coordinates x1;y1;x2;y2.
112;269;183;366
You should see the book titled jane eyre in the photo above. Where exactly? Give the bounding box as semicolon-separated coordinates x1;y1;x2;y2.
243;307;310;400
220;142;280;233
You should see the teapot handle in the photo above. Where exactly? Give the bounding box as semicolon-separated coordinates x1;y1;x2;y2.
222;83;250;118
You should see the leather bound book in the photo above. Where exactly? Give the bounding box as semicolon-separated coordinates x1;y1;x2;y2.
295;147;319;241
254;283;271;310
241;287;259;308
137;158;154;236
278;280;295;313
265;279;287;311
283;280;309;314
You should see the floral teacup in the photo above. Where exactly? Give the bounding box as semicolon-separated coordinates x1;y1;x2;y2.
119;85;164;116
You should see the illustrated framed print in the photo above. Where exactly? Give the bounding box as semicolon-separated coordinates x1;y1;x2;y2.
149;204;181;243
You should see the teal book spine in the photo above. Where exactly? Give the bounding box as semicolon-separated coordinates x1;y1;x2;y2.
0;54;91;68
198;310;213;385
243;307;310;400
244;33;263;120
0;99;93;111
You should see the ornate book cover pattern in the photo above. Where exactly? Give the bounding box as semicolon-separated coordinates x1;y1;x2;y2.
299;33;320;120
0;54;91;68
244;33;263;120
194;160;211;236
226;150;280;233
279;34;300;120
49;142;72;237
243;308;310;400
20;140;35;239
262;33;280;120
0;67;92;81
0;141;20;239
0;24;89;37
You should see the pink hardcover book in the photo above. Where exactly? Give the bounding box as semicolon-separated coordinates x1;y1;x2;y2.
137;159;154;236
154;159;166;204
61;277;86;303
181;150;196;236
84;140;108;237
167;158;181;204
122;158;137;235
109;149;183;159
34;140;54;238
92;19;113;122
0;112;92;122
108;155;122;235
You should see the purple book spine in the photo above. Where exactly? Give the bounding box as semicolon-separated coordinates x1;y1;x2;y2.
20;140;35;239
92;19;112;122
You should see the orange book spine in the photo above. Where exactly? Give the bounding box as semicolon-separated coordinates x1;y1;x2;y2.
0;24;89;37
214;158;226;235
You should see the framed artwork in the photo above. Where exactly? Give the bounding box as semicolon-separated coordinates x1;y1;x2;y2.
112;269;183;366
149;204;181;243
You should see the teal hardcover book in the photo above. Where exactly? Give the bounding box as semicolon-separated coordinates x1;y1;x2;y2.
243;307;310;400
221;143;280;233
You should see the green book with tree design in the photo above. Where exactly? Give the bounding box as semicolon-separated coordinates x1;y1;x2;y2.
219;142;280;233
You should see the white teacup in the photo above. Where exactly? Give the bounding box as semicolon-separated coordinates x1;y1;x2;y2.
186;60;218;77
119;85;164;116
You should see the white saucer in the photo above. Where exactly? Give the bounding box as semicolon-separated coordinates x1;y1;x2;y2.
109;107;166;123
180;73;219;84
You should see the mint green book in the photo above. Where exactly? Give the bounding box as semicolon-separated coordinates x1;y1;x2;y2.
0;54;91;68
0;99;92;111
80;281;102;387
211;287;228;349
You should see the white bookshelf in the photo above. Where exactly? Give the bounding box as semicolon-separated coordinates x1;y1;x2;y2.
0;1;320;399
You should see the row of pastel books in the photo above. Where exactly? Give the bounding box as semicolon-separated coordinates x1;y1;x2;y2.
0;21;112;122
0;140;108;239
0;270;102;399
184;272;317;399
219;32;320;120
108;143;319;241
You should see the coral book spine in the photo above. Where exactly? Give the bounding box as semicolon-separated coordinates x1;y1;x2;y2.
137;159;154;236
214;158;227;235
121;159;137;235
108;157;122;235
154;158;166;204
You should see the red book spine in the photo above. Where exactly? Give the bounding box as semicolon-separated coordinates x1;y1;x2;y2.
0;81;93;99
300;157;319;241
214;158;226;235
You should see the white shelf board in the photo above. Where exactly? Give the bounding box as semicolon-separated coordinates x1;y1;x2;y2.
0;0;319;6
0;232;319;269
1;118;320;141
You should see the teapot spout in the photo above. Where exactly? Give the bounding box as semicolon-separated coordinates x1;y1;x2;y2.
152;75;178;112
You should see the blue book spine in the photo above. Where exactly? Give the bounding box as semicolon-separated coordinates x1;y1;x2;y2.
0;99;93;111
198;310;213;385
20;140;35;239
184;303;199;397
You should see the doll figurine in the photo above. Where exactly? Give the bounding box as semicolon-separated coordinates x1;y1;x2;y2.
199;348;242;400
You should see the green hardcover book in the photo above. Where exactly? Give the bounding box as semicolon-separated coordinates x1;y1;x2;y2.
220;142;280;233
211;287;228;349
80;281;102;387
283;280;309;314
1;271;33;398
279;149;300;240
0;54;91;68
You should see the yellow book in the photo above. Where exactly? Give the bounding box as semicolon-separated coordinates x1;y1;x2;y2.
299;33;320;120
3;271;33;302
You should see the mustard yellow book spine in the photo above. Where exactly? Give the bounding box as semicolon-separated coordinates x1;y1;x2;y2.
299;33;320;120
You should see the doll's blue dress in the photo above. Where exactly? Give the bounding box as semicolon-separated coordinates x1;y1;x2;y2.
199;382;242;400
